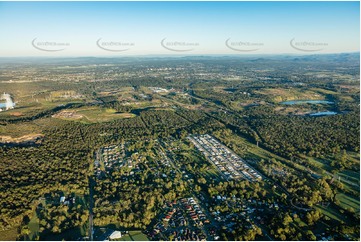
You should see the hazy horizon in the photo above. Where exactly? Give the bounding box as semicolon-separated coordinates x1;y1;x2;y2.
0;1;359;57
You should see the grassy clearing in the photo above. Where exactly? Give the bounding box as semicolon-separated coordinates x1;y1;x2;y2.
307;157;333;174
28;210;40;240
119;231;149;241
78;107;136;123
53;107;136;123
307;157;360;192
336;193;360;212
315;204;346;223
310;88;338;95
0;227;18;241
0;121;42;137
201;167;222;181
254;88;324;102
127;99;162;109
338;170;360;184
348;152;360;163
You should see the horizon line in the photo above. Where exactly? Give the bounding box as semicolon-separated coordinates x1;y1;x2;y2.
0;51;359;59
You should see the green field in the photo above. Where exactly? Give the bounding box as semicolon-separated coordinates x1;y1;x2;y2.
254;88;325;102
339;170;360;185
307;157;360;181
0;122;42;138
28;210;40;240
119;231;149;241
315;204;346;223
54;107;136;123
307;157;333;173
336;193;360;213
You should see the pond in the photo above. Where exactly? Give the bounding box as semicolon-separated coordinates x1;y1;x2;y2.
309;111;338;116
281;100;334;105
0;102;15;109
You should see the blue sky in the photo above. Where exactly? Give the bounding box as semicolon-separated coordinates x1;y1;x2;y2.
0;1;359;56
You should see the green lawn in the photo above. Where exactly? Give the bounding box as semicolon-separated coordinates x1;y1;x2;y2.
315;204;348;223
308;157;360;187
202;168;222;180
0;121;42;138
28;210;40;240
336;193;360;212
255;87;325;102
72;107;136;123
119;231;149;241
307;157;333;174
338;170;360;184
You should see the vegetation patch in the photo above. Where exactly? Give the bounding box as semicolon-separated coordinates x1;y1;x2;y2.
254;88;324;102
120;231;149;241
53;107;136;123
335;193;360;213
0;133;44;146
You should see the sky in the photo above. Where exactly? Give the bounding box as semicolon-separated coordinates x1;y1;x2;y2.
0;1;359;56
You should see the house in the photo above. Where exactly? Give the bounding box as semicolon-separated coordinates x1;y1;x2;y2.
60;196;66;203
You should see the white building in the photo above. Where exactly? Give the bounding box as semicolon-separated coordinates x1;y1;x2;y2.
109;231;122;240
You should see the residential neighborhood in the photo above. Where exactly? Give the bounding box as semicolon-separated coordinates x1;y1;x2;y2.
188;134;262;182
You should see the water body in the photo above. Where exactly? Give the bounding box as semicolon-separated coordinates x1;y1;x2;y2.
0;102;14;109
281;100;334;105
0;93;15;109
309;111;338;116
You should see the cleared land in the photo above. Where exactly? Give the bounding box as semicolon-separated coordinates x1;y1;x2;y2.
53;107;136;123
0;228;18;241
254;88;325;102
0;133;43;144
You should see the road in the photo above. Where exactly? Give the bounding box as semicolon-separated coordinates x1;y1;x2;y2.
88;151;98;241
88;176;95;241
